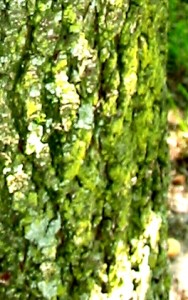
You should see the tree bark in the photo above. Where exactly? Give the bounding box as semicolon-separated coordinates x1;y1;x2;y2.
0;0;170;299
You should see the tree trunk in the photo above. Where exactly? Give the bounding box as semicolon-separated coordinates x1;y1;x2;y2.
0;1;170;299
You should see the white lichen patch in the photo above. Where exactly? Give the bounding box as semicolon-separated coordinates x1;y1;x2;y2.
71;33;92;61
26;122;47;157
25;214;61;259
6;164;29;193
108;240;134;299
137;246;151;300
76;104;94;130
144;211;162;249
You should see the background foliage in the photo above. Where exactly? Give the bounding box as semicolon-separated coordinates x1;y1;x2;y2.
168;0;188;110
168;0;188;298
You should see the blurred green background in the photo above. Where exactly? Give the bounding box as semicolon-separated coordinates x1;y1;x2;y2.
168;0;188;112
168;1;188;298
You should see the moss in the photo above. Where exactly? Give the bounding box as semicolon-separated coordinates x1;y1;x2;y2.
0;0;169;298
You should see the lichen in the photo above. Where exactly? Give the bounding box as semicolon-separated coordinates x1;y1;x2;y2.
0;0;169;299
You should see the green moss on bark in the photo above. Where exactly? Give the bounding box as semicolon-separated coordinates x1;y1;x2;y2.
0;0;169;299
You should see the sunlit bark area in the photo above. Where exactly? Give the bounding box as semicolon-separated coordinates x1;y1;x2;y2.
0;0;169;299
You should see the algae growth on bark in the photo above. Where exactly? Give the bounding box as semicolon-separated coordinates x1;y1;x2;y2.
0;0;170;299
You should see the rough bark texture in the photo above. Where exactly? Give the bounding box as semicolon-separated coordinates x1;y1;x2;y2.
0;0;169;299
